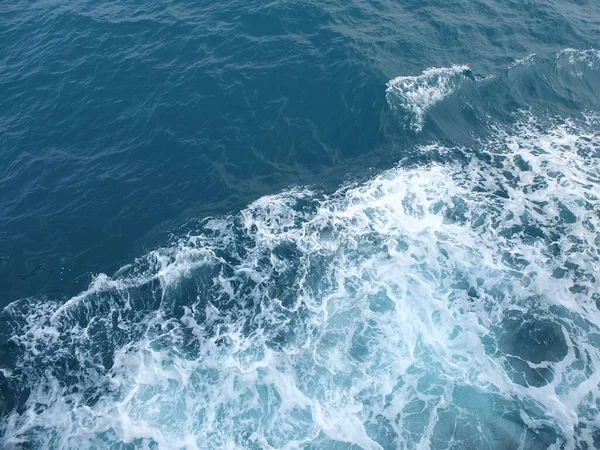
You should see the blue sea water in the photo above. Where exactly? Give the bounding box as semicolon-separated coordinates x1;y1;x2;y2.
1;0;600;448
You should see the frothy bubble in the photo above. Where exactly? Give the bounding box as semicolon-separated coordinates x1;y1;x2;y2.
1;115;600;449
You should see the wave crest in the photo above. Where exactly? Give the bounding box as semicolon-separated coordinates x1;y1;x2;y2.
385;65;471;132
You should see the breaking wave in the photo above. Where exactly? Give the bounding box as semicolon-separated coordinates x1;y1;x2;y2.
511;49;600;71
387;49;600;133
385;65;473;132
1;112;599;449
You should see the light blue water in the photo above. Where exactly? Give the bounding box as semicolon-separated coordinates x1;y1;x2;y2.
1;0;600;448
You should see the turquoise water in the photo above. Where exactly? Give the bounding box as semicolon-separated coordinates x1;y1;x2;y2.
1;1;600;448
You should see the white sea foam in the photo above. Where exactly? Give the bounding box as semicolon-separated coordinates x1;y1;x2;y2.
509;49;600;75
1;115;600;449
558;49;600;68
385;65;470;132
509;53;536;68
388;50;600;133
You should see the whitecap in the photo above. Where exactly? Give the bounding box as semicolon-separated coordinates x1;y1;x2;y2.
385;65;471;132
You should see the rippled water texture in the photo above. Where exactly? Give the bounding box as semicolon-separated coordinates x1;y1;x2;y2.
1;0;600;449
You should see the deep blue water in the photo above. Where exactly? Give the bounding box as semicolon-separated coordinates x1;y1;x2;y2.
1;0;600;448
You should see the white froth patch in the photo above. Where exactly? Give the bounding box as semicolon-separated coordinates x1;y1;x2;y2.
509;48;600;77
1;116;600;449
509;53;537;68
558;48;600;69
385;65;470;132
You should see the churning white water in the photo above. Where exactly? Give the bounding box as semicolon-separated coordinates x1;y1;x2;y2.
2;114;600;449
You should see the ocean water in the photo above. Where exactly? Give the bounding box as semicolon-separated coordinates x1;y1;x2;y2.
1;0;600;449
